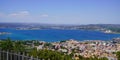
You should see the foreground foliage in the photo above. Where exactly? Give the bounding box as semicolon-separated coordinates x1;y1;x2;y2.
29;48;72;60
116;51;120;60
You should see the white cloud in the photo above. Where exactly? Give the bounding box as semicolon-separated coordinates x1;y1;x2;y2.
9;11;29;17
0;11;52;23
40;14;48;17
0;11;50;19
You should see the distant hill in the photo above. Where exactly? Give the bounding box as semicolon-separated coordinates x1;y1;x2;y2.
0;23;120;33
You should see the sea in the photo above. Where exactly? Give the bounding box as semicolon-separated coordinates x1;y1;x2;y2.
0;28;120;42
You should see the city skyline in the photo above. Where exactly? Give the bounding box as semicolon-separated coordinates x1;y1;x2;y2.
0;0;120;24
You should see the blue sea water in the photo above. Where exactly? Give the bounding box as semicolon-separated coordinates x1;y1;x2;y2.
0;28;120;42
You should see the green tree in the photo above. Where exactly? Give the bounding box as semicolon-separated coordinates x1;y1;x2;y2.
13;41;25;52
29;49;72;60
29;48;38;58
34;40;40;46
0;38;13;51
99;57;108;60
79;55;84;60
116;51;120;60
44;43;53;47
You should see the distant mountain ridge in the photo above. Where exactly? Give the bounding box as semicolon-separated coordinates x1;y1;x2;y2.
0;23;120;33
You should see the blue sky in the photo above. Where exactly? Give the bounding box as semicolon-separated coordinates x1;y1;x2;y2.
0;0;120;24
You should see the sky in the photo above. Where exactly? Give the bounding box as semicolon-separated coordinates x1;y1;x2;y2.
0;0;120;24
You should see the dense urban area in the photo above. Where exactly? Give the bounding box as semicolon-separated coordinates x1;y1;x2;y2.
0;38;120;60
